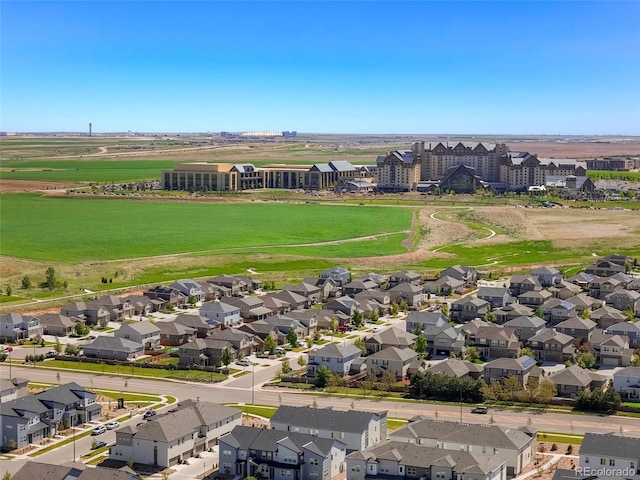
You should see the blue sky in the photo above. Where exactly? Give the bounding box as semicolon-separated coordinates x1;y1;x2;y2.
2;1;639;135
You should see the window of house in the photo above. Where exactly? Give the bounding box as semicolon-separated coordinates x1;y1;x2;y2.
407;466;417;476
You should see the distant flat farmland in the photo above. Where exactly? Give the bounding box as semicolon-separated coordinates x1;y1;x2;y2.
0;194;412;262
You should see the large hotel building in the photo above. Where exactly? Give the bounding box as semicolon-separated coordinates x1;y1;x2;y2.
161;142;587;193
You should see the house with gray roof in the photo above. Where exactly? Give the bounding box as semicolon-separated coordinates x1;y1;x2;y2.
156;321;196;346
89;295;134;321
389;417;534;475
111;399;241;468
143;285;186;307
12;461;141;480
548;364;603;398
555;316;596;344
606;321;640;348
585;260;626;277
579;432;640;478
364;327;416;355
450;296;490;322
531;266;563;287
0;313;43;341
169;279;204;303
123;294;160;315
589;275;624;299
439;265;479;287
271;405;387;453
508;275;542;297
283;281;321;305
0;382;101;450
405;311;447;334
343;279;379;296
270;289;308;311
320;266;351;287
114;321;161;350
37;313;77;337
548;280;583;300
565;293;601;313
174;313;215;338
606;288;640;312
492;303;535;323
504;315;546;341
466;324;520;359
388;282;424;307
594;334;633;367
82;336;144;361
219;425;346;480
518;289;553;307
346;440;508;480
209;328;257;358
0;377;28;402
178;337;236;367
325;295;361;317
423;275;465;296
477;286;515;308
591;305;627;329
426;358;484;379
484;356;536;386
307;343;362;377
389;270;422;286
199;301;241;326
541;298;577;325
365;346;418;380
528;328;575;363
263;314;308;339
613;367;640;401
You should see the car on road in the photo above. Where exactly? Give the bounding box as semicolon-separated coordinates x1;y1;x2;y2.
143;410;157;419
92;440;107;449
274;347;285;355
471;406;488;414
236;358;251;366
91;425;107;435
45;351;57;358
372;327;380;333
106;421;119;430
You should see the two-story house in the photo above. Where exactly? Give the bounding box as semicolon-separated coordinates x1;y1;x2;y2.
364;327;416;355
388;283;424;307
613;367;640;401
606;288;640;312
439;265;479;287
483;356;537;386
548;364;603;398
467;324;520;359
0;313;43;341
503;316;546;341
450;296;490;323
199;301;242;327
589;276;624;300
595;335;633;367
389;417;534;476
114;321;161;350
508;275;542;297
89;295;135;321
319;266;352;287
143;286;186;307
157;321;197;346
365;346;417;380
527;328;575;363
422;276;465;295
531;266;563;287
540;298;577;325
307;343;362;377
591;306;627;329
178;338;236;367
389;270;422;286
82;336;144;361
210;328;257;358
555;317;596;345
518;289;553;307
174;313;216;338
405;311;447;334
270;405;387;453
169;279;204;303
606;322;640;349
579;433;640;479
283;282;322;305
111;400;241;468
218;425;346;480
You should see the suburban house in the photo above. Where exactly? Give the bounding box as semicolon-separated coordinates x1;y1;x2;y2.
270;405;387;453
548;364;604;398
508;275;542;297
548;280;583;300
262;314;308;339
270;290;309;312
218;425;347;480
303;277;340;301
503;316;546;341
89;295;135;321
283;281;322;305
439;265;479;287
209;328;257;358
144;286;186;307
0;313;44;341
178;338;236;367
566;272;594;290
238;321;283;345
426;358;484;379
110;400;241;468
429;325;466;357
390;283;425;307
0;382;101;450
422;276;465;295
593;334;633;367
36;313;77;337
565;293;601;313
518;289;553;307
450;296;490;323
589;276;624;300
83;303;111;327
156;321;197;346
585;260;626;277
405;311;447;334
467;324;520;359
389;270;422;286
169;279;204;303
483;356;537;385
613;367;640;400
554;317;596;344
82;336;144;361
199;301;242;327
221;295;272;320
288;308;347;331
540;298;577;325
531;266;563;287
527;328;575;363
319;266;352;287
0;378;28;402
208;274;248;296
124;294;161;315
114;321;161;351
477;286;515;308
591;306;627;329
174;313;216;338
346;441;507;480
307;343;362;377
492;304;535;324
389;417;534;475
343;279;379;296
364;346;417;380
606;321;640;348
364;327;416;355
606;288;640;311
261;294;293;315
579;433;640;478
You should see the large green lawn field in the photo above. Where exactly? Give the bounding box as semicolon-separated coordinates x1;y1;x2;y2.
0;194;412;262
1;159;176;183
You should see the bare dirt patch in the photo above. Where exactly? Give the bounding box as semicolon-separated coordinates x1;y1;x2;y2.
0;179;69;193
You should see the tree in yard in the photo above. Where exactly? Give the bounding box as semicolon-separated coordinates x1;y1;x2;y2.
369;309;379;323
281;358;291;374
520;347;535;360
187;294;197;306
534;307;545;319
74;322;90;336
482;306;496;323
45;267;57;290
286;327;298;348
581;308;591;320
315;366;332;388
413;323;422;336
54;337;63;354
5;285;11;296
414;332;428;356
21;275;32;290
576;351;596;369
381;370;397;393
623;305;636;322
398;299;409;314
221;347;233;368
441;303;449;320
534;379;558;404
352;310;363;328
297;355;307;369
503;374;525;401
313;330;321;342
390;301;399;316
465;346;480;362
330;317;338;333
64;344;79;356
354;337;366;355
263;335;276;354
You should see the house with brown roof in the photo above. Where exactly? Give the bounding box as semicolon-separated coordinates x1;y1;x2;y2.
209;328;257;358
174;313;216;338
237;320;283;345
283;281;321;305
527;328;575;363
439;265;479;287
548;280;583;300
260;293;293;315
364;327;416;355
365;346;418;380
503;315;546;341
270;289;308;311
477;286;515;308
555;317;596;345
540;298;577;325
605;321;640;348
178;338;236;367
548;364;604;398
89;295;135;321
37;313;78;336
484;356;537;386
114;321;161;350
517;289;553;307
466;324;520;359
389;270;422;286
508;275;542;297
450;296;490;323
343;279;379;296
585;260;626;277
606;288;640;311
388;283;424;307
143;286;186;307
565;293;601;313
591;305;627;329
422;276;465;295
492;303;535;323
588;276;624;299
156;321;196;346
426;358;484;379
595;335;633;366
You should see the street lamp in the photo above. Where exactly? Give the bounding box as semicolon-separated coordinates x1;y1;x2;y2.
72;415;76;462
251;363;255;405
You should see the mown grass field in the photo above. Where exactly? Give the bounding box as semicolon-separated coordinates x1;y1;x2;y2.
0;194;412;262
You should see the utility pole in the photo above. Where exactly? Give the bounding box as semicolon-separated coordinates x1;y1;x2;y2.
72;416;76;462
251;363;255;405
